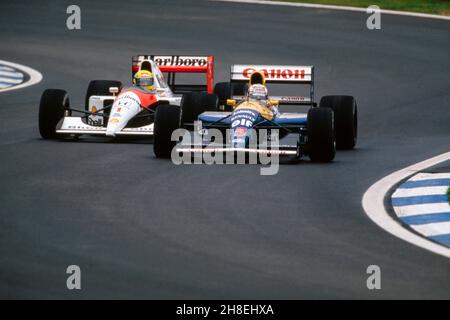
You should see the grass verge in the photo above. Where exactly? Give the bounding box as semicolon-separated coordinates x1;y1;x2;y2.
447;187;450;205
279;1;450;16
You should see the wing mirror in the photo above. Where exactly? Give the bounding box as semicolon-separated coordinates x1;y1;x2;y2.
109;87;119;95
226;99;236;107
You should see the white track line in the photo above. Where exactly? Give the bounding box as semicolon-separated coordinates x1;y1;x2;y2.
0;60;42;93
362;152;450;258
212;0;450;21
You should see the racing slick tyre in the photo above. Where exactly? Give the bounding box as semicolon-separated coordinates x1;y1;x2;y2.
39;89;70;139
214;82;247;111
154;105;181;159
319;95;357;150
84;80;122;112
201;92;219;111
180;92;218;126
307;107;336;162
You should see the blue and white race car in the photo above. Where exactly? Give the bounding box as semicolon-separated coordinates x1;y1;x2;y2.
153;64;358;162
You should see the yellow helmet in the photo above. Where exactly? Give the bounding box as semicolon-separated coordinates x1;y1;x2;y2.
134;70;155;90
247;84;268;104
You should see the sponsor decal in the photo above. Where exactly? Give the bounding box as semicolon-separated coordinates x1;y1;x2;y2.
232;119;253;128
88;118;102;126
117;92;141;106
242;67;306;80
234;127;247;136
110;118;119;123
280;96;307;101
279;113;307;119
153;55;207;67
230;108;259;128
249;85;267;97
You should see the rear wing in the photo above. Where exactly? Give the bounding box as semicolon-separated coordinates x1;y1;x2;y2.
132;55;214;94
230;64;315;105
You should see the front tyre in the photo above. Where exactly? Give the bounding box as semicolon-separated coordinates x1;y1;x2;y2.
319;95;357;149
307;107;336;162
39;89;70;139
153;105;181;158
85;80;122;112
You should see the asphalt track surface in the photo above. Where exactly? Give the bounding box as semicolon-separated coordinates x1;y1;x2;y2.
0;0;449;299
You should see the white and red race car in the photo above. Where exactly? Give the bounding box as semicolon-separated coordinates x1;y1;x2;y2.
38;55;217;139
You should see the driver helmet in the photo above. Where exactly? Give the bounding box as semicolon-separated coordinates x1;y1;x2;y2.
134;70;155;90
247;84;268;104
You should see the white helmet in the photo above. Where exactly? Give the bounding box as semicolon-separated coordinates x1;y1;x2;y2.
247;84;268;104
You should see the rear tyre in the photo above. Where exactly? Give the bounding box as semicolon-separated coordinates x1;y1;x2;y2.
213;82;230;108
153;105;181;158
202;92;219;111
307;107;336;162
180;92;218;126
231;82;247;96
84;80;122;112
213;82;247;111
319;95;357;149
39;89;70;139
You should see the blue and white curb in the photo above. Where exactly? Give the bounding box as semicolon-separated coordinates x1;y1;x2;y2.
0;64;25;89
0;60;42;93
392;173;450;247
363;152;450;258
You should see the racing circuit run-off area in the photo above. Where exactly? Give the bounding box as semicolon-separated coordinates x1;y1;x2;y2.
0;0;450;314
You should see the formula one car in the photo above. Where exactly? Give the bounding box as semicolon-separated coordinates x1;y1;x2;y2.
38;55;217;139
153;64;358;162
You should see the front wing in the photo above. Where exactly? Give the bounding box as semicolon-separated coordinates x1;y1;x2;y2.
176;143;299;156
56;117;154;136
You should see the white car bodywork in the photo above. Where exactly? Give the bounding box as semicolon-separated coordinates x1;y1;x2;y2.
56;59;181;137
